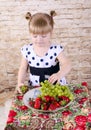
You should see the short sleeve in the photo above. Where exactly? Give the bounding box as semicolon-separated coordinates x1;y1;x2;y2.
55;45;64;57
21;45;29;60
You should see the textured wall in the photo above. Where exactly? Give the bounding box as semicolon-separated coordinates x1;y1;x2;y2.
0;0;91;92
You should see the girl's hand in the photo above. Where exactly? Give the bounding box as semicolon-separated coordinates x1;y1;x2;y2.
48;72;61;84
16;83;24;94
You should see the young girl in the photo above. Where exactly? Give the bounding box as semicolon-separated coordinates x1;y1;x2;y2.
17;11;72;93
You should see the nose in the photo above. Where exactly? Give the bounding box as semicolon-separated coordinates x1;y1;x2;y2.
37;35;42;42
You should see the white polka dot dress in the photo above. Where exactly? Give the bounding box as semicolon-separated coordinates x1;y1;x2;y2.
21;44;66;86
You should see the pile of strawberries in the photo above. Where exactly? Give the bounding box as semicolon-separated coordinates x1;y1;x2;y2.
29;95;70;111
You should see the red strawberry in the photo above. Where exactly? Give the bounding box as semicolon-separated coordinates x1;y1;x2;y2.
48;103;57;110
75;115;87;126
50;96;56;101
59;96;70;103
87;113;91;122
34;98;41;109
81;82;88;87
74;125;85;130
36;97;41;101
44;95;51;102
41;103;48;110
54;101;60;108
29;100;34;107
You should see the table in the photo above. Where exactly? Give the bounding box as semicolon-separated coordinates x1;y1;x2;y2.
4;82;91;130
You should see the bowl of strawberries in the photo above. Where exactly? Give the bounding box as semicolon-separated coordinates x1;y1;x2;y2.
23;80;74;113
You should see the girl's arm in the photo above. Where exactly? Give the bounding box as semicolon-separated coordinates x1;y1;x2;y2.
17;56;28;93
48;52;72;84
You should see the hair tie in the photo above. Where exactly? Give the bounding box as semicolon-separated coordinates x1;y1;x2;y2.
25;12;32;20
50;10;57;17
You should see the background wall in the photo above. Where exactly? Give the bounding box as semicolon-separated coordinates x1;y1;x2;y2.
0;0;91;97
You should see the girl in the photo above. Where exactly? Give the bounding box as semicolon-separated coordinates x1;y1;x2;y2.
17;11;72;93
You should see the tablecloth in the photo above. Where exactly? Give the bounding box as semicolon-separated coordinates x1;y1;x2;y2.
4;82;91;130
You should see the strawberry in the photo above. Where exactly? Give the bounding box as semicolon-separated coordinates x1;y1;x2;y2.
50;96;56;101
58;96;70;103
29;100;34;107
34;98;41;109
43;95;51;102
54;101;60;108
75;115;87;126
41;103;48;110
48;103;57;110
36;97;41;101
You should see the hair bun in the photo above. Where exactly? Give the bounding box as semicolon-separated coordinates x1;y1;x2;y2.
50;10;57;17
25;12;32;20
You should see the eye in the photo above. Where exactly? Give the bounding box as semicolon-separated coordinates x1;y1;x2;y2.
42;35;46;38
33;35;37;38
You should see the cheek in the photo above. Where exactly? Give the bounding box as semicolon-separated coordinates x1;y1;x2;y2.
31;38;36;42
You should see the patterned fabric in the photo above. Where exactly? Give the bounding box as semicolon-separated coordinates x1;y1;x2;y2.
21;44;66;86
5;83;91;130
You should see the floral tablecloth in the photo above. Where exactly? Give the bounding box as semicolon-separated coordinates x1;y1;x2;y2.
5;82;91;130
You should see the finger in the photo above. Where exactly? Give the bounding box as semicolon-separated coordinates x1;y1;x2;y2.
53;80;58;85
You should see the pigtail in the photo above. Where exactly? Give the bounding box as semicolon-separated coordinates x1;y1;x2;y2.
50;10;57;17
25;12;32;20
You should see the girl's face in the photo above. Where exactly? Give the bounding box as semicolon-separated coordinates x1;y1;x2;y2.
30;32;52;47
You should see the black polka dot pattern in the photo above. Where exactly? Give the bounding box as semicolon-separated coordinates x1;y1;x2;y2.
45;62;49;66
36;63;40;66
40;59;43;62
29;61;31;64
32;57;35;60
35;80;38;83
54;53;57;56
27;51;31;55
21;44;66;86
50;56;53;59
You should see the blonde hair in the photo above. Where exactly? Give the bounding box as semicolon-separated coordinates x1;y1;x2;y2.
25;11;56;34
